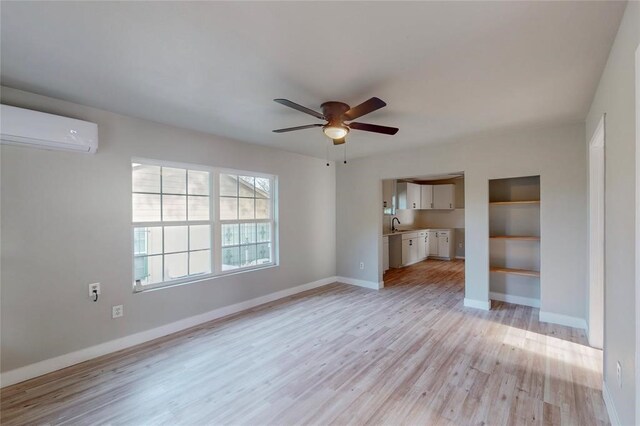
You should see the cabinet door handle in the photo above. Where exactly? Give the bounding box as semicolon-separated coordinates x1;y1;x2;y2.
449;203;452;208
409;240;412;246
383;201;387;207
413;202;416;208
431;202;433;208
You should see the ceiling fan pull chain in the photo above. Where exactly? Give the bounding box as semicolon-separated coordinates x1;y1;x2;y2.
326;140;330;167
343;143;347;164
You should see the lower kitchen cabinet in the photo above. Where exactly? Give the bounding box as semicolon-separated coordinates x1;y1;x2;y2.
418;231;428;259
428;231;438;255
434;230;455;259
388;229;455;268
401;233;419;265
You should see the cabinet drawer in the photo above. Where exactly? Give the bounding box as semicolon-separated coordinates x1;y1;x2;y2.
402;232;418;240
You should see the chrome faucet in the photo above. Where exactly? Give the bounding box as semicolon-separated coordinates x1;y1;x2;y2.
392;217;401;232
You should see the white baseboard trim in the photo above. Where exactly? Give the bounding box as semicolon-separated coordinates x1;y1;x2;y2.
539;311;587;330
0;276;335;388
602;380;621;426
490;291;540;308
455;256;465;260
336;276;382;290
464;298;491;311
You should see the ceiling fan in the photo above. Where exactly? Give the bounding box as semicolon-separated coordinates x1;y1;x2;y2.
272;97;399;145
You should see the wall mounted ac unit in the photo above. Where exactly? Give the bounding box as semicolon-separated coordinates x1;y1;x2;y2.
0;104;98;153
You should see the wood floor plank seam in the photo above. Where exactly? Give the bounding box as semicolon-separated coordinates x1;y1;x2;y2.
0;260;607;425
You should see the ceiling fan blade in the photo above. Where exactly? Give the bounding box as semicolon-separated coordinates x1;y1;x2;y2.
272;124;323;133
274;99;325;120
343;97;386;120
333;137;346;145
349;122;399;135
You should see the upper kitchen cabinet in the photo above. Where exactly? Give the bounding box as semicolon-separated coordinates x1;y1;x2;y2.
382;179;397;215
397;182;421;210
420;185;433;209
395;182;457;210
433;184;455;209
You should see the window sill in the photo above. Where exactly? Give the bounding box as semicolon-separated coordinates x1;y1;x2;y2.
134;263;279;293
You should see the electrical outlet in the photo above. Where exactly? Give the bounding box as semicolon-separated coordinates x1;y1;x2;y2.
88;283;100;298
617;361;622;388
458;242;463;248
359;262;364;270
112;305;124;319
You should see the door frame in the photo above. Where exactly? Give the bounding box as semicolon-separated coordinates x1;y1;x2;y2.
588;114;605;349
635;44;639;423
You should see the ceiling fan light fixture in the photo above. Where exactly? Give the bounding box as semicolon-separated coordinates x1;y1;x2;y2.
323;125;349;140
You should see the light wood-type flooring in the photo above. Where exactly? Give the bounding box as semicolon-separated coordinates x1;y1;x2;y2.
1;260;607;425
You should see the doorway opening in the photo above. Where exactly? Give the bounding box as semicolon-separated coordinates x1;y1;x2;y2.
381;173;465;288
588;114;605;349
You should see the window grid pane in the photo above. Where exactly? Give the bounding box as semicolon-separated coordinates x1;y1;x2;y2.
220;197;238;220
132;193;161;222
162;167;187;195
189;225;210;250
222;246;240;271
255;177;271;199
188;195;210;221
133;164;161;193
164;252;188;281
189;249;211;275
188;170;210;195
239;176;255;197
239;198;255;220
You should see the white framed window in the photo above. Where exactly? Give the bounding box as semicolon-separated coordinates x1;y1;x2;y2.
132;159;277;291
218;172;274;271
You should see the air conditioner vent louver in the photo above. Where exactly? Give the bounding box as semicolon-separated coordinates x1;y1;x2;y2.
1;104;98;154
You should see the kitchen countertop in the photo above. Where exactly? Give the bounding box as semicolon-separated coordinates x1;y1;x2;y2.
383;228;453;237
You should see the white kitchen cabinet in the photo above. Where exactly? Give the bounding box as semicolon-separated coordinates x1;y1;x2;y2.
434;230;455;259
417;231;427;259
437;232;449;257
424;232;431;258
389;229;454;266
401;233;419;265
433;184;455;210
383;236;389;272
382;179;396;215
420;185;433;209
408;184;421;209
397;182;421;210
428;231;438;255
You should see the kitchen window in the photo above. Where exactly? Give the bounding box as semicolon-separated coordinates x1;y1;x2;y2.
132;160;277;291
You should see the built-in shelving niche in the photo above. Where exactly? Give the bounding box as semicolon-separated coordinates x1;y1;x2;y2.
489;175;540;307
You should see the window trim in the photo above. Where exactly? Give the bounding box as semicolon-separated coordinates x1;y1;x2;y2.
131;158;278;292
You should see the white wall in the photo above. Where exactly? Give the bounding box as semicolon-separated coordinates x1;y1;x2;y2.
336;124;587;319
585;2;640;425
0;86;337;373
